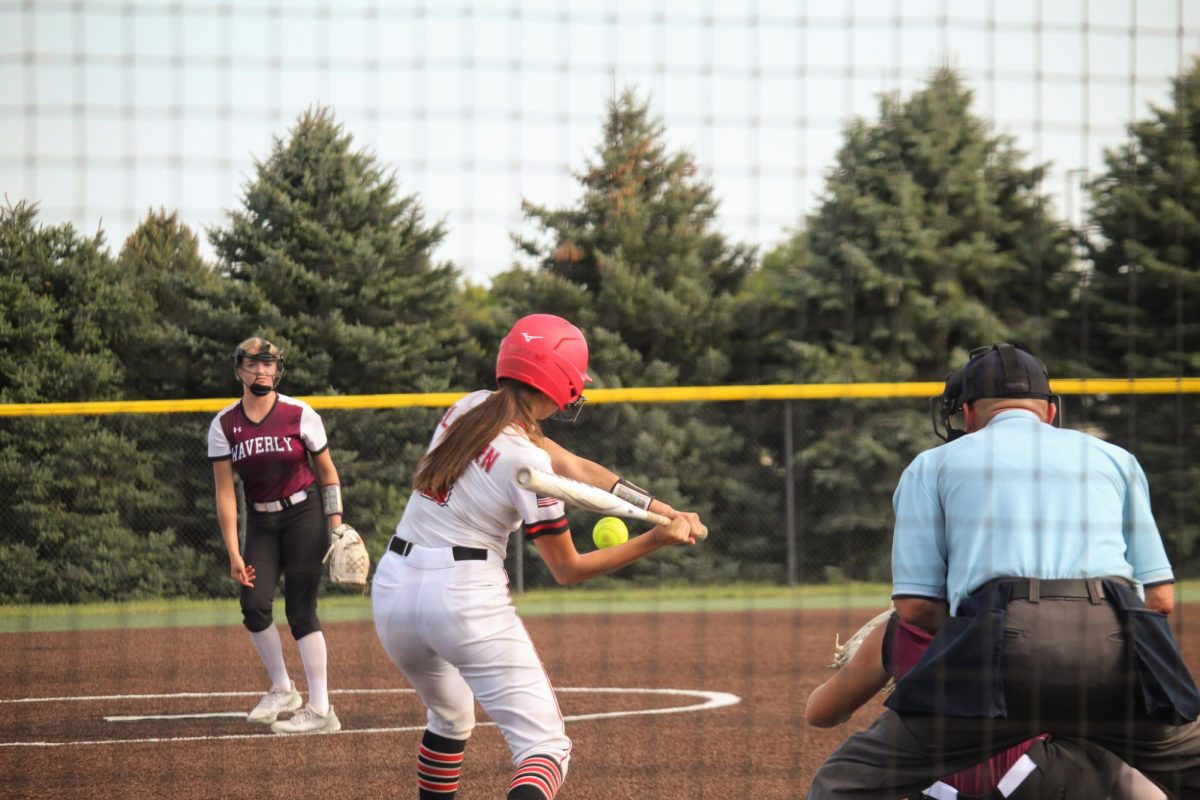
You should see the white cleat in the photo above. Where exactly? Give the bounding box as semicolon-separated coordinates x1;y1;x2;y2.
271;704;341;735
246;682;302;724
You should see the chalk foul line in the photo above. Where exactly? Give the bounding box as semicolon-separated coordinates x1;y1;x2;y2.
1;687;741;748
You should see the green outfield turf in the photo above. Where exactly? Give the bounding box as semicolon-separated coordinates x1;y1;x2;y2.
4;581;1197;634
0;582;896;633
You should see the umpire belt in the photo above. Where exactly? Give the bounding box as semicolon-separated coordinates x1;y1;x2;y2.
251;489;308;513
389;536;490;567
1004;577;1115;604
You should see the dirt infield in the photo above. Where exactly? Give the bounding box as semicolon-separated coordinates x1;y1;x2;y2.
3;606;1199;799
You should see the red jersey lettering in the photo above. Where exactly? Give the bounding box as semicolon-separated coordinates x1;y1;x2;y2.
476;446;500;473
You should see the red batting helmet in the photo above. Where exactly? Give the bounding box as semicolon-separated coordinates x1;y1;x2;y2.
496;314;591;412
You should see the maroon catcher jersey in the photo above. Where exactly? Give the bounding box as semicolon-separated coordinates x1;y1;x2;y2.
885;615;1041;796
207;394;329;504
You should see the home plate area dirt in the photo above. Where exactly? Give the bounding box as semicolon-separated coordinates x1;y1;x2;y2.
3;606;1198;799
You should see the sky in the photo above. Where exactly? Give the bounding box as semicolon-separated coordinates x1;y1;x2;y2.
2;0;1199;284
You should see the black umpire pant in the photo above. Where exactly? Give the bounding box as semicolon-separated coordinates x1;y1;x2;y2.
916;735;1164;800
807;593;1200;799
240;490;328;640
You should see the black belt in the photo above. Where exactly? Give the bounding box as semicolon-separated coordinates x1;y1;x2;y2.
1005;578;1110;604
389;536;487;562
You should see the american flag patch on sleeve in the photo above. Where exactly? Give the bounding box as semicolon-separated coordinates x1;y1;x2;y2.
536;495;558;508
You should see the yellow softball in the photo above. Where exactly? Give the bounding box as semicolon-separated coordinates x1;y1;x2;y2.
592;516;629;549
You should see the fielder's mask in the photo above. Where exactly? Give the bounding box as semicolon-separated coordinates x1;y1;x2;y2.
496;314;591;422
233;337;285;396
931;342;1062;442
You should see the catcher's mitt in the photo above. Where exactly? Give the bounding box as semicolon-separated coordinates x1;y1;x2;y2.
830;606;895;672
323;523;370;590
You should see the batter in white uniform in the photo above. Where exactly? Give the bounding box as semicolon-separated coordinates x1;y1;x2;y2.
372;313;706;800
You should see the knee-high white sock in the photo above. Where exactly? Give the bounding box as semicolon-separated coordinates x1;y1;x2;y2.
296;631;329;714
250;626;290;689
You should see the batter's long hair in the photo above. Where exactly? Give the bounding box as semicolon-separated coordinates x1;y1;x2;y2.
412;380;545;497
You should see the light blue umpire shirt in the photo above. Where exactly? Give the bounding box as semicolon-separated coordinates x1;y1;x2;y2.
891;408;1174;615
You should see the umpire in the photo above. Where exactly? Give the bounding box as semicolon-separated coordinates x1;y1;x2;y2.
807;343;1200;799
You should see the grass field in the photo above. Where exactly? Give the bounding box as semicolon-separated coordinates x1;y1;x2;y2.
5;580;1200;633
0;582;899;633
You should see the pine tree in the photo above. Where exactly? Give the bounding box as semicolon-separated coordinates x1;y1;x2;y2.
767;69;1077;380
113;210;269;593
0;202;206;601
1086;58;1200;570
209;108;474;563
118;209;264;399
210;107;468;394
752;69;1078;579
492;89;771;583
510;88;755;379
1087;58;1200;378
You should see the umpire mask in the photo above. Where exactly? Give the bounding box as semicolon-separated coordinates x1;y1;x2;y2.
931;343;1062;441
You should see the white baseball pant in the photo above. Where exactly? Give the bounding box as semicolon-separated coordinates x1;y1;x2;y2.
372;542;572;770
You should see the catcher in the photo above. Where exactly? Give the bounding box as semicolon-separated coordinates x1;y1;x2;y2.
806;608;1168;799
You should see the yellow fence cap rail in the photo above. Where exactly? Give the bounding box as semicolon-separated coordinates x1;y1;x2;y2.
0;378;1197;417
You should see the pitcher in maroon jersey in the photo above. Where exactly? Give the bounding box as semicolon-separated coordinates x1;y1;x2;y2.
207;336;346;735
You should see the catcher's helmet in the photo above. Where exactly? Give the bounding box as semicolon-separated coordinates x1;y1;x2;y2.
931;343;1061;441
233;337;285;394
496;314;591;420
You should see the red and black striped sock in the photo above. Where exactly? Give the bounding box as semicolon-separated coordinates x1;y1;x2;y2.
506;753;564;800
417;729;466;799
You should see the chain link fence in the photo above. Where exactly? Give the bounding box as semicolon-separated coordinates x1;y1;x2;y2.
2;389;1195;603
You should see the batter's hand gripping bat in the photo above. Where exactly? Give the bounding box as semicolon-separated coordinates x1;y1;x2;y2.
514;466;708;540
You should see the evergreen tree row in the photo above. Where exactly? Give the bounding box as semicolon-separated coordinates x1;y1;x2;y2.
2;61;1197;602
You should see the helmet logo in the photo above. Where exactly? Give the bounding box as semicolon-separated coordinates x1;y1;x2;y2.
520;333;544;342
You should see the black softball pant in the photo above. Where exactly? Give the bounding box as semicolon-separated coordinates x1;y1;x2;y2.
240;490;329;640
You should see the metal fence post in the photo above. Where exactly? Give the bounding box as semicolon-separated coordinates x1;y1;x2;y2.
784;400;797;586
